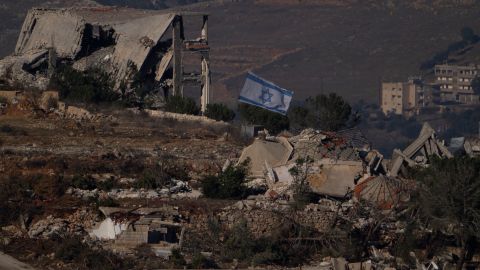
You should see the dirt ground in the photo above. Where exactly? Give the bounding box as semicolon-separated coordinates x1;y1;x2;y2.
0;252;35;270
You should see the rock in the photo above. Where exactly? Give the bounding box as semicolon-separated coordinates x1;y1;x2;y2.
67;188;99;200
28;215;69;238
119;177;136;184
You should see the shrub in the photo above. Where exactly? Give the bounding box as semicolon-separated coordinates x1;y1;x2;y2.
55;237;128;270
97;178;116;191
134;166;171;189
164;95;199;115
169;249;187;268
289;157;317;210
0;177;39;226
32;175;68;199
0;125;28;136
191;253;217;269
223;219;256;261
55;237;84;261
50;65;119;103
205;103;235;122
0;125;13;133
238;103;289;134
201;160;249;199
97;198;120;207
71;175;96;190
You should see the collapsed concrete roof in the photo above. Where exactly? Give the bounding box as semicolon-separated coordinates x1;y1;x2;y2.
238;137;293;178
354;175;411;209
15;7;177;84
389;123;452;177
288;128;362;161
307;159;363;197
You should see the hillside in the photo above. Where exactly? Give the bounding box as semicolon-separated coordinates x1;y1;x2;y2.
180;0;480;105
1;0;480;105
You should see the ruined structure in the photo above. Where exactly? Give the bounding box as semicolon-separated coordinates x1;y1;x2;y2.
238;128;372;198
91;207;184;256
0;7;211;111
388;122;452;177
238;124;452;208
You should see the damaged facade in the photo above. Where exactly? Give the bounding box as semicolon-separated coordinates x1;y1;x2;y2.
0;7;211;111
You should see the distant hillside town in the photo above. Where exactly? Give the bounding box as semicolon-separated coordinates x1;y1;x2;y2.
380;63;479;118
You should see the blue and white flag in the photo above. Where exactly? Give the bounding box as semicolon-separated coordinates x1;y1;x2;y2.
238;72;293;115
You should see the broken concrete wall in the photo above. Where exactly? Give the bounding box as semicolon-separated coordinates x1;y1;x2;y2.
6;8;176;92
216;202;337;238
16;9;85;58
0;55;50;90
111;13;175;84
307;159;364;197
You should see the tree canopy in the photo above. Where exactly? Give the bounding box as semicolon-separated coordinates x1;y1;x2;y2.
205;103;236;122
289;93;352;132
238;103;289;134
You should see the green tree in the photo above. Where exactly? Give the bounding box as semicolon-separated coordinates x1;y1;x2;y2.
289;93;352;131
201;160;249;199
238;103;289;134
205;103;235;122
287;106;309;132
164;95;200;115
288;156;316;210
411;157;480;270
50;65;119;103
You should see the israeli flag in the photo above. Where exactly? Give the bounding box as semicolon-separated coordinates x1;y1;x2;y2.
238;72;293;115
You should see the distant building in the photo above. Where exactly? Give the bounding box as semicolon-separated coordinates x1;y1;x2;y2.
380;77;433;117
434;64;479;104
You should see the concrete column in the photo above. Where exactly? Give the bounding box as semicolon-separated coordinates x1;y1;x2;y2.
201;15;208;41
200;15;210;113
201;56;211;113
47;47;57;77
172;16;183;96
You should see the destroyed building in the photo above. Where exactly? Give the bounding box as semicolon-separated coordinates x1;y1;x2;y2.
388;122;452;177
237;123;451;209
91;207;184;257
0;7;211;111
238;128;373;198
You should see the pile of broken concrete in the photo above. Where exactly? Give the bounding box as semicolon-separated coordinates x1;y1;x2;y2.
236;123;451;210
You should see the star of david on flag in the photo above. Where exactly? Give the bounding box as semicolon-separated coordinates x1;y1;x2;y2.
238;72;294;115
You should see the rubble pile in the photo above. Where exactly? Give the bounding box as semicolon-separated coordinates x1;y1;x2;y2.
67;178;193;201
289;128;364;161
28;216;81;238
237;123;450;210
